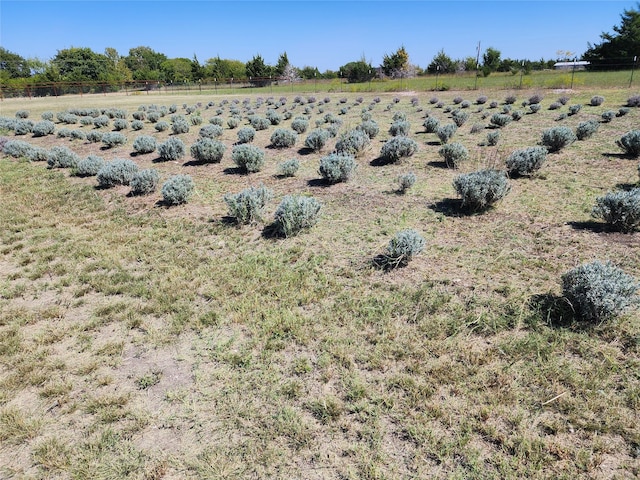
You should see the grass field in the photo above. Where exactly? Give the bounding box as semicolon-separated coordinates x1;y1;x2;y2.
1;86;639;479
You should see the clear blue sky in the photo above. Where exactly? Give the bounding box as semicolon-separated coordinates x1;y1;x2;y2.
1;1;637;71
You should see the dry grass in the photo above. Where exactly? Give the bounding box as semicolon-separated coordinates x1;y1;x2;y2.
1;87;639;479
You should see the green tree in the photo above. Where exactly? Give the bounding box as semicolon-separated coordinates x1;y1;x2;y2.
245;54;273;85
299;66;321;79
103;47;132;83
382;45;410;78
0;47;31;79
427;49;456;73
161;58;194;83
191;54;204;81
275;51;289;78
339;58;374;83
584;3;640;69
481;47;501;76
125;46;167;81
204;56;246;80
52;47;109;82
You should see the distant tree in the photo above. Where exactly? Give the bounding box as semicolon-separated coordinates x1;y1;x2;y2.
460;56;479;73
204;56;246;80
125;46;167;81
191;54;204;81
339;58;375;83
584;3;640;69
275;51;289;78
161;58;194;83
281;64;300;83
52;47;109;81
481;47;501;76
0;47;31;79
299;66;321;79
427;49;456;74
382;45;410;78
246;54;273;85
103;47;132;83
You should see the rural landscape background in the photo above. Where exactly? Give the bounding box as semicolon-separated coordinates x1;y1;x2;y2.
1;1;640;479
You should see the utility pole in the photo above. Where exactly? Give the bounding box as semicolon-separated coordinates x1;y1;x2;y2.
474;41;481;90
630;55;637;88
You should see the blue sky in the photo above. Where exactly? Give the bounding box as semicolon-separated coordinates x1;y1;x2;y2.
1;1;637;71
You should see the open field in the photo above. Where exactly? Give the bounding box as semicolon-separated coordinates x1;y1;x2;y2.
1;87;639;479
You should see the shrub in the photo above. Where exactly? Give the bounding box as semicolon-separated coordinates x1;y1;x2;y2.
436;123;457;144
470;123;485;134
270;128;297;148
618;107;631;117
171;118;190;134
319;153;356;184
273;195;321;237
147;111;161;123
132;111;146;121
453;169;511;211
96;159;139;187
380;136;418;163
161;175;194;205
590;95;605;106
541;126;576;152
502;105;512;113
227;117;239;129
86;131;104;143
3;140;34;158
47;146;80;169
335;129;370;157
277;158;300;177
490;113;512;128
486;131;500;146
26;146;49;162
158;137;186;161
548;102;562;110
101;132;127;148
209;116;224;126
528;94;543;104
15;110;29;119
266;109;283;126
438;142;468;168
41;111;54;121
397;172;417;193
75;155;105;177
14;120;33;135
568;104;582;116
56;128;72;139
626;95;640;107
389;120;410;137
32;120;55;137
392;111;408;122
562;261;639;323
358;120;379;139
575;120;600;140
190;115;203;126
232;144;265;172
132;135;157;154
224;184;273;224
304;129;330;151
601;110;616;123
592;188;640;232
155;121;169;132
70;129;86;141
236;127;256;144
453;96;463;105
199;124;223;139
511;110;524;121
291;117;309;134
190;138;226;163
424;117;440;133
505;146;547;176
377;229;425;269
130;169;160;196
489;101;498;108
616;130;640;157
113;119;129;131
476;95;488;105
452;110;470;127
131;120;145;131
504;95;517;105
249;116;270;130
93;115;110;128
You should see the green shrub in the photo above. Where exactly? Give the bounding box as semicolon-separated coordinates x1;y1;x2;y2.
436;123;457;144
250;116;270;130
232;144;265;172
86;131;104;143
335;129;370;157
423;117;440;133
453;169;511;211
158;137;186;161
162;175;194;205
270;128;297;148
131;120;144;131
41;111;54;121
277;158;300;177
319;153;356;184
171;118;190;134
357;120;379;139
590;95;605;106
70;129;86;141
227;117;239;129
486;131;500;146
237;127;256;144
568;104;582;116
601;110;616;123
438;142;468;168
224;184;273;224
155;121;169;132
377;229;425;269
389;120;411;136
132;135;157;154
32;120;55;137
113;119;129;131
129;169;160;196
2;140;34;158
452;110;470;127
266;109;282;125
102;132;127;148
291;117;309;134
190;138;226;163
490;113;512;128
592;188;640;232
575;120;600;140
199;124;223;139
616;130;640;157
47;146;80;169
505;146;547;176
380;136;418;163
75;155;105;177
273;195;321;237
541;126;576;152
304;129;330;151
397;172;417;193
96;159;139;187
26;146;49;162
14;120;33;135
562;261;639;323
209;116;224;126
